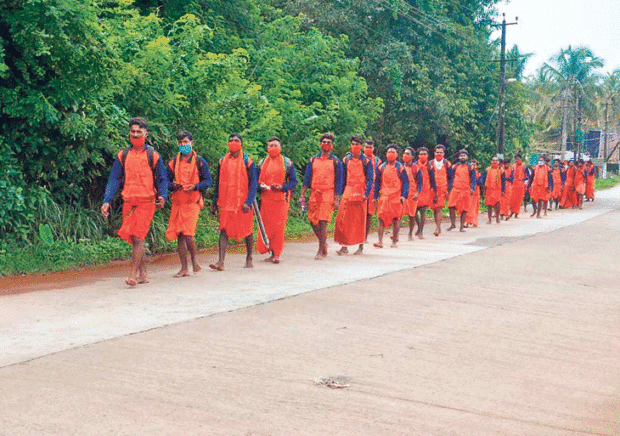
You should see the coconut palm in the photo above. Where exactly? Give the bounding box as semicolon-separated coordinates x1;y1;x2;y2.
541;46;604;151
598;70;620;161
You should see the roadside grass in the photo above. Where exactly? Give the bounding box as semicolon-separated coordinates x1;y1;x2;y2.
595;174;620;190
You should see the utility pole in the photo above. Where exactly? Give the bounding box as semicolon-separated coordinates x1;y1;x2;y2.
494;14;518;156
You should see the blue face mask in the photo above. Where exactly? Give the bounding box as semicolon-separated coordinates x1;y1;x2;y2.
179;144;192;155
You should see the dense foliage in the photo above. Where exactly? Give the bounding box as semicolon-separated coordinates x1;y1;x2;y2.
1;0;535;255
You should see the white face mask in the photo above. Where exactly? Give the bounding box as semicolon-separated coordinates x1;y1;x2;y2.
538;161;544;166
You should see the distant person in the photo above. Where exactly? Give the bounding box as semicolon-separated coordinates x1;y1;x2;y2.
484;156;504;224
373;145;409;248
447;150;475;232
415;147;434;239
334;135;373;255
256;137;298;264
401;147;422;240
165;131;212;278
300;133;344;259
530;156;553;218
210;133;258;271
560;160;576;209
550;160;562;210
574;159;587;209
500;158;514;220
585;160;596;201
465;159;482;227
429;145;452;236
363;140;381;243
101;117;168;287
509;154;527;219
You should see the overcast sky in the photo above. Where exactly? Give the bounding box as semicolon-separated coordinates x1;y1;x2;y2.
492;0;620;78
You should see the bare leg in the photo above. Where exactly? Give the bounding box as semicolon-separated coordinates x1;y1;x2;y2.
365;214;372;243
209;230;227;270
447;207;456;231
128;237;146;285
353;243;364;255
408;215;415;240
487;208;492;224
391;218;400;247
416;207;426;239
186;236;201;274
174;235;190;278
319;221;328;256
459;211;466;232
433;209;442;236
495;203;500;223
536;200;543;218
530;201;537;217
374;220;385;248
244;234;253;268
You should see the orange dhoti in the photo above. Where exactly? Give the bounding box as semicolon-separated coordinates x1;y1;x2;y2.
448;188;471;215
531;185;548;203
433;186;447;210
466;188;480;226
118;199;156;244
308;190;335;226
510;183;525;214
500;183;512;215
334;199;367;245
256;198;290;255
402;197;418;217
165;202;201;240
377;195;402;227
220;207;253;241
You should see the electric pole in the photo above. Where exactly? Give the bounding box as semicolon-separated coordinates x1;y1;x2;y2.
494;14;518;156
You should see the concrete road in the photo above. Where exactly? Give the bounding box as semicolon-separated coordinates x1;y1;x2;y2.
1;188;619;435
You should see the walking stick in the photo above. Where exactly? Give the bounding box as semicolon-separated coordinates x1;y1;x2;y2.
252;199;270;250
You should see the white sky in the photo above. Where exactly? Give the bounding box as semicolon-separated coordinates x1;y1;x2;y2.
493;0;620;78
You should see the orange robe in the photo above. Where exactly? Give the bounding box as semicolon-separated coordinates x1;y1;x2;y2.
431;159;450;209
417;161;433;208
484;167;502;206
574;168;586;195
218;153;254;241
334;156;368;246
307;156;337;226
510;163;526;215
466;170;481;226
448;163;472;215
367;155;381;215
165;152;204;240
117;148;160;244
377;163;405;227
561;167;576;208
256;155;291;256
552;168;562;200
402;163;419;216
531;165;550;203
585;165;595;199
500;167;513;215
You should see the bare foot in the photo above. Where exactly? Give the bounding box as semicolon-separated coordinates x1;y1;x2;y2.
209;262;224;271
418;233;425;239
173;270;190;278
125;278;137;287
272;255;281;264
193;264;202;275
314;251;326;260
459;228;466;232
434;228;440;236
137;276;149;284
447;224;456;231
390;243;397;248
373;242;383;248
336;247;349;255
408;235;414;241
264;255;275;263
487;220;492;225
353;247;363;255
245;259;253;268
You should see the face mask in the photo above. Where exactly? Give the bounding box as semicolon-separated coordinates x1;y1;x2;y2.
350;144;362;155
228;141;242;153
386;151;397;162
492;162;499;168
130;136;145;148
364;148;373;157
321;143;333;153
179;144;192;155
435;153;443;160
268;147;281;157
418;155;428;164
402;154;412;163
538;161;544;166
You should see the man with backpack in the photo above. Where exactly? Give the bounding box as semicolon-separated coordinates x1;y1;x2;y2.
210;133;258;271
101;117;169;287
165;130;212;278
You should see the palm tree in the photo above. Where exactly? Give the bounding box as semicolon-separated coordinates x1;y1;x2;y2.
598;70;620;162
541;46;604;151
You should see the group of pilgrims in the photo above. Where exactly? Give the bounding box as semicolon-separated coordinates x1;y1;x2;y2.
102;117;597;287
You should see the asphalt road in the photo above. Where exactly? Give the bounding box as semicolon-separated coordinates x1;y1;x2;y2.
1;187;619;435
